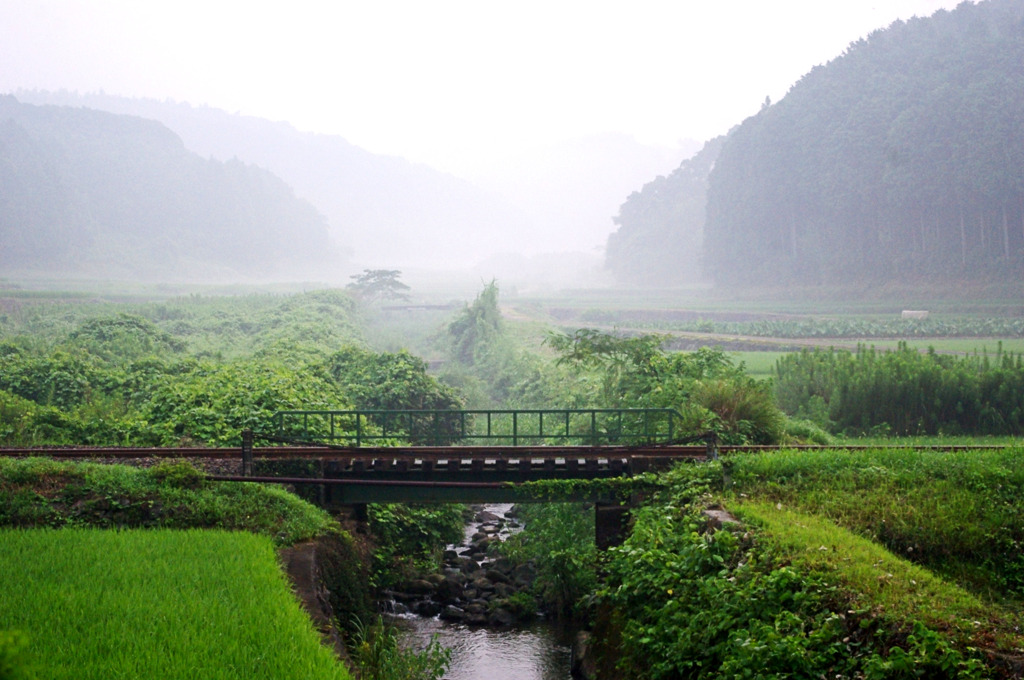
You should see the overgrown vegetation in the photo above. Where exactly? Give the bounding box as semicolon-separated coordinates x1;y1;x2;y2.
498;503;598;620
776;343;1024;436
0;457;337;545
349;616;450;680
366;503;465;588
0;290;459;447
545;329;791;444
591;448;1024;679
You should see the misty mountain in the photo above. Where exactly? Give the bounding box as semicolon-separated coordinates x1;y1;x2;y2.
0;96;339;280
604;136;724;286
606;0;1024;289
703;0;1024;287
15;90;540;270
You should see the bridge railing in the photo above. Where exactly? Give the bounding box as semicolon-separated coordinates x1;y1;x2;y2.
271;408;686;447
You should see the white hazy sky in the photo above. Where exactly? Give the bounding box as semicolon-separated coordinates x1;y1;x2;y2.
2;0;965;175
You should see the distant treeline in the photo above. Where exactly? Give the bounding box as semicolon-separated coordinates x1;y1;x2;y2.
607;0;1024;288
0;96;339;280
776;343;1024;436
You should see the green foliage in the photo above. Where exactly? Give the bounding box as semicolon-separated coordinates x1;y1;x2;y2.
438;281;563;408
68;314;185;361
0;458;338;545
599;486;990;680
317;533;374;635
546;329;788;444
0;289;371;447
0;348;100;410
498;503;597;619
350;616;450;680
346;269;411;303
143;358;346;446
444;280;503;366
326;346;464;443
367;504;465;587
775;343;1024;436
725;446;1024;601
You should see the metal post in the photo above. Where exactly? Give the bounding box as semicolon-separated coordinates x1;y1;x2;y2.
241;429;253;477
706;433;719;460
513;411;518;447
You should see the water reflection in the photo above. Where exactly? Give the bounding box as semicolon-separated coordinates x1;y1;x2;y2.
396;616;573;680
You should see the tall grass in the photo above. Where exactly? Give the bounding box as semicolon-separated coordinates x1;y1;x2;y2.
0;528;352;680
722;447;1024;601
0;458;338;545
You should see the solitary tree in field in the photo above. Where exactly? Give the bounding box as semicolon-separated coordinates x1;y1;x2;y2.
346;269;411;303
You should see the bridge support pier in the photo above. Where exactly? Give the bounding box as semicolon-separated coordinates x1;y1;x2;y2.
595;502;630;550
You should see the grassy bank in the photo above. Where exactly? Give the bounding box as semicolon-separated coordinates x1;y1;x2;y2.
0;457;337;544
596;447;1024;679
0;528;353;680
0;458;376;679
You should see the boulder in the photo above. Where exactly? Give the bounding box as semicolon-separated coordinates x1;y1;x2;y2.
440;605;466;622
488;607;516;627
475;510;503;523
404;579;436;596
571;631;598;680
435;576;465;603
485;568;511;585
416;600;443;617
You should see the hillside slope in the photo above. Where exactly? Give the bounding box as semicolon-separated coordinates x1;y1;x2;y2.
14;90;539;269
705;0;1024;287
0;96;340;281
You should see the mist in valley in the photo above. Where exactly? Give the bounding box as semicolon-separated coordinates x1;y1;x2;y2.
4;0;1014;304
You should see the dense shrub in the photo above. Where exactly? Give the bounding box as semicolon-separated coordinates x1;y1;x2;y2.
776;343;1024;435
366;504;465;587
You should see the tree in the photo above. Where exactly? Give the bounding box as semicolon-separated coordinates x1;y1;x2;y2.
346;269;410;303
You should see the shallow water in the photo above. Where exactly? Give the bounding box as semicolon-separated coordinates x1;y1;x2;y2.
396;615;573;680
390;502;574;680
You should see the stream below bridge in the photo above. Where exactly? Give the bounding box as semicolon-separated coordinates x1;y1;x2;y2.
386;503;575;680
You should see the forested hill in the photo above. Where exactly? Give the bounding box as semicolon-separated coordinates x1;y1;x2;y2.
607;0;1024;289
605;136;724;286
14;91;539;269
0;96;340;281
706;0;1024;286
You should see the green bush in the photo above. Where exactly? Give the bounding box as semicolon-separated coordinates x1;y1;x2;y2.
775;344;1024;436
350;616;449;680
499;503;597;619
367;504;464;587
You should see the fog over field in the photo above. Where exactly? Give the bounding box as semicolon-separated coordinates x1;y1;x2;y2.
0;1;973;286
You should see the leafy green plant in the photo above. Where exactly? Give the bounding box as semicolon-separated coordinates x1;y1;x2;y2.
498;503;597;619
775;343;1024;436
0;458;338;545
367;504;464;587
349;616;450;680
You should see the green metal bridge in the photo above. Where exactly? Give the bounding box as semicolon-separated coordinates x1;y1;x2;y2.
236;408;715;504
271;407;696;449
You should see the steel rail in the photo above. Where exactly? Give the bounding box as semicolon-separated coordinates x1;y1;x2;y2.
0;444;1014;458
